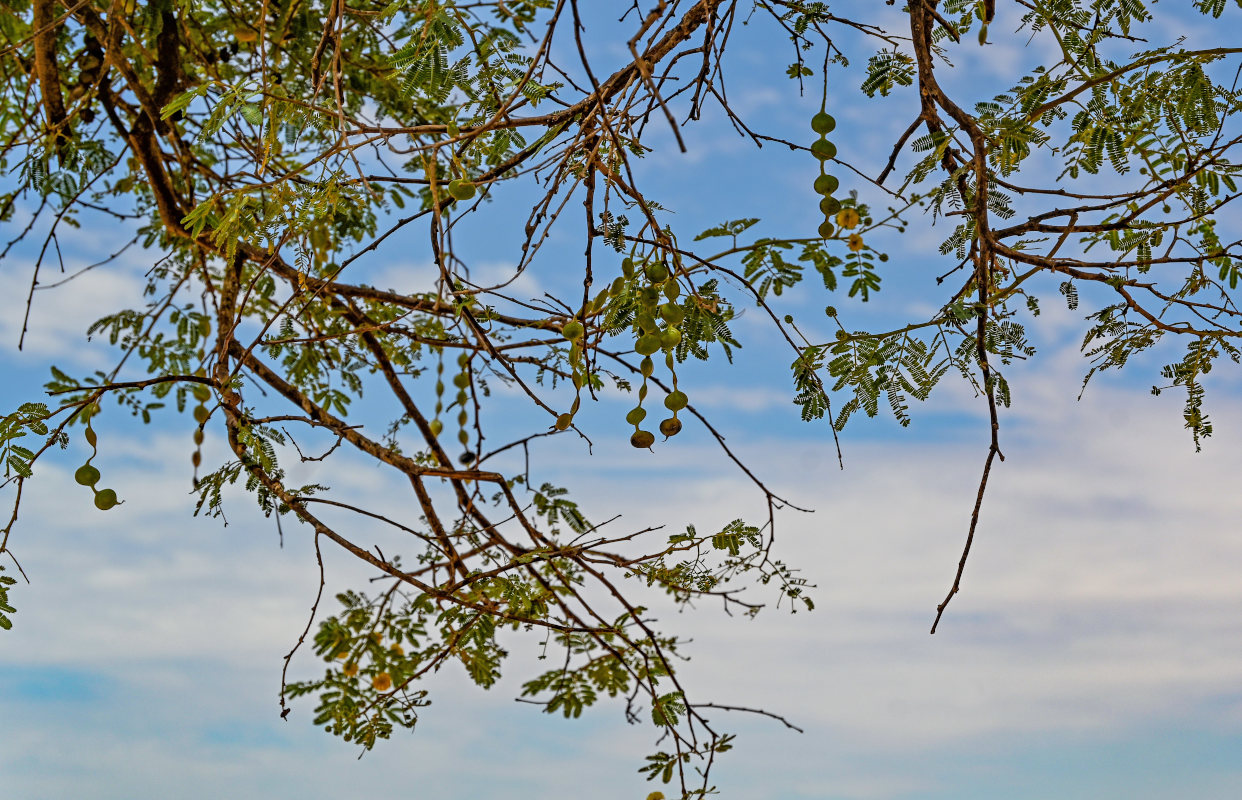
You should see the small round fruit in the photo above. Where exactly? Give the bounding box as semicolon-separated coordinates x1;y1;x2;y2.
658;417;683;437
191;385;211;402
664;390;688;411
453;372;471;389
820;196;842;216
817;220;836;239
625;407;647;425
810;138;837;161
447;179;476;201
635;334;662;356
811;111;837;134
659;327;682;349
630;430;655;449
561;320;584;340
193;405;209;424
555;413;573;431
94;488;119;511
74;464;101;486
644;261;669;283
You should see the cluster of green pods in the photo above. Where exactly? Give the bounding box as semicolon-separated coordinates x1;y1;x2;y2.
619;256;687;449
74;409;121;511
810;110;843;239
429;350;475;464
190;380;210;479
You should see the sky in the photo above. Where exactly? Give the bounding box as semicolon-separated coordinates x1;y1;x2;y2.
2;4;1241;799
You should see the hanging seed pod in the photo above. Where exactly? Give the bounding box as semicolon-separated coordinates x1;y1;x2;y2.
659;418;683;437
630;430;655;449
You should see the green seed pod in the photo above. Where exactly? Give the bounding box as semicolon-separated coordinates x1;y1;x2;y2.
664;390;688;411
622;257;635;278
658;417;683;437
814;174;840;196
94;488;119;511
811;111;837;134
555;413;573;431
659;303;685;325
84;426;97;448
610;276;626;296
74;464;101;486
820;196;842;216
640;356;654;377
193;405;209;424
458;429;470;445
435;380;445;395
193;429;204;445
659;327;682;350
630;430;655;449
447;179;476;201
562;320;585;340
810;138;837;161
635;313;659;334
455;390;468;404
662;281;681;301
625;406;647;425
191;385;211;402
457;410;469;426
430;419;444;437
635;334;661;356
640;286;661;307
644;261;669;283
192;451;202;468
818;220;836;239
457;352;471;367
453;372;471;389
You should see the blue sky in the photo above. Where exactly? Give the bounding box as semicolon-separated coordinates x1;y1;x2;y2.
2;4;1241;799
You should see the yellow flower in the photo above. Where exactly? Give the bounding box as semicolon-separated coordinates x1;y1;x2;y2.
389;643;405;656
847;233;865;252
342;661;359;677
835;207;861;229
372;672;394;692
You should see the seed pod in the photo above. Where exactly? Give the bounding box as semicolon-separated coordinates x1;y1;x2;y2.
818;221;836;239
664;390;688;411
94;488;119;511
457;352;471;367
640;356;654;377
658;417;683;437
663;281;681;301
85;426;97;448
193;429;204;445
635;313;659;334
562;320;585;340
555;413;573;431
192;385;211;402
659;303;685;325
191;451;202;468
639;286;660;307
74;464;101;486
659;327;681;350
814;174;840;196
810;138;837;161
430;419;444;437
820;196;842;216
457;410;469;426
447;179;476;201
625;406;647;425
630;430;655;449
811;111;837;134
644;261;669;283
635;334;661;356
458;429;470;445
193;405;210;424
621;257;636;278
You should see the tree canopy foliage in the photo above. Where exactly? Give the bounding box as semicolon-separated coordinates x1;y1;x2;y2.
2;0;1241;795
